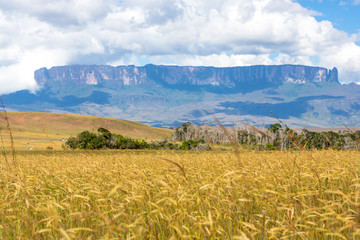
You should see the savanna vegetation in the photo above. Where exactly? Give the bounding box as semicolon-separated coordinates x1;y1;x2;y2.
65;127;210;151
173;122;360;151
1;150;360;239
1;112;360;239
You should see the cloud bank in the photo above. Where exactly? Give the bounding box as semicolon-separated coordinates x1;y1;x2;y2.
0;0;360;93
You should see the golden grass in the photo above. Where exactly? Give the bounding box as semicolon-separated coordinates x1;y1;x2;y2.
1;150;360;239
2;112;172;139
0;112;173;150
0;131;67;150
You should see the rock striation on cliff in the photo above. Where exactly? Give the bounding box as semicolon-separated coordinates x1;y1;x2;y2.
5;63;360;128
34;64;339;89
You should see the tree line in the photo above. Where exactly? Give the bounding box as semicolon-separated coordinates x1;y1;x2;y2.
172;122;360;150
65;124;360;151
65;127;210;150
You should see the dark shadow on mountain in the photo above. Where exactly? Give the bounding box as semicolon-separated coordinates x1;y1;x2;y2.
2;90;39;105
328;107;350;117
57;91;110;107
150;81;278;94
296;95;344;101
2;90;110;107
219;101;310;119
351;103;360;111
217;95;344;119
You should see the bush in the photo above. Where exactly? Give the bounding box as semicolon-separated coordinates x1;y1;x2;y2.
65;127;209;151
180;139;210;150
266;143;277;151
75;131;102;149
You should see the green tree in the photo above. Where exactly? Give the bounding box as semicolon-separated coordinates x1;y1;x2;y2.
268;123;282;133
98;128;111;139
76;131;98;149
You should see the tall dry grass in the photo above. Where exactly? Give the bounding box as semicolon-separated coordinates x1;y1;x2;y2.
0;96;16;167
1;150;360;239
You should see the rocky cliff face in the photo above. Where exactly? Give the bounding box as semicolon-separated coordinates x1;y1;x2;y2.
34;64;339;89
5;64;360;128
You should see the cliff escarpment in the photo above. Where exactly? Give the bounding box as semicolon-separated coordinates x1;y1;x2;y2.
34;64;339;89
4;63;360;128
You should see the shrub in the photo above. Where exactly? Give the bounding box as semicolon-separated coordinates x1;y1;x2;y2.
65;128;208;151
266;143;277;151
180;139;210;150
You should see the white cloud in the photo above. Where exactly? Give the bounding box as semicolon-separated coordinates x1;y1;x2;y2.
1;0;360;94
0;48;70;94
340;0;360;5
146;53;272;67
0;0;115;26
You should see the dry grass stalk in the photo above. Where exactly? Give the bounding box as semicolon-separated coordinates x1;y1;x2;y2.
270;111;305;150
240;121;271;139
270;111;289;129
320;132;332;146
212;116;238;144
0;96;16;167
343;124;354;134
213;115;243;166
0;127;10;167
159;157;186;178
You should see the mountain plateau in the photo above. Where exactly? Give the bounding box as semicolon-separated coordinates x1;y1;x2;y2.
3;64;359;128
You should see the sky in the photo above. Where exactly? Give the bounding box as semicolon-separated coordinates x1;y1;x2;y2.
0;0;359;94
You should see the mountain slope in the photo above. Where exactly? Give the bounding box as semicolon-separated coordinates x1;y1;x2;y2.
0;112;172;150
3;64;360;128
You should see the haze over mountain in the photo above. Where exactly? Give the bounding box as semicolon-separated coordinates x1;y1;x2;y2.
1;0;360;95
3;64;360;128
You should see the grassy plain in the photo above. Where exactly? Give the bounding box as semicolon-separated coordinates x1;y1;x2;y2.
0;112;172;150
1;149;360;239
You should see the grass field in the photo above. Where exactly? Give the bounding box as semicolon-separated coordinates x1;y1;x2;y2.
1;149;360;239
0;112;172;150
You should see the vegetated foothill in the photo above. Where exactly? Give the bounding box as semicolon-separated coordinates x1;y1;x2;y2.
0;112;173;150
65;127;210;151
65;121;360;151
172;122;360;150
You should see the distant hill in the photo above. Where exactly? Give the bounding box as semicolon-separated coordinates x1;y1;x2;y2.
3;64;360;128
0;112;172;150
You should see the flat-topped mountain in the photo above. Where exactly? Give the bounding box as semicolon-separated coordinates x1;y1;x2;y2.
3;64;359;128
35;64;339;90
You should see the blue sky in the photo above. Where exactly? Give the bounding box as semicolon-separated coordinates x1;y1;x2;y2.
0;0;359;94
298;0;360;35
